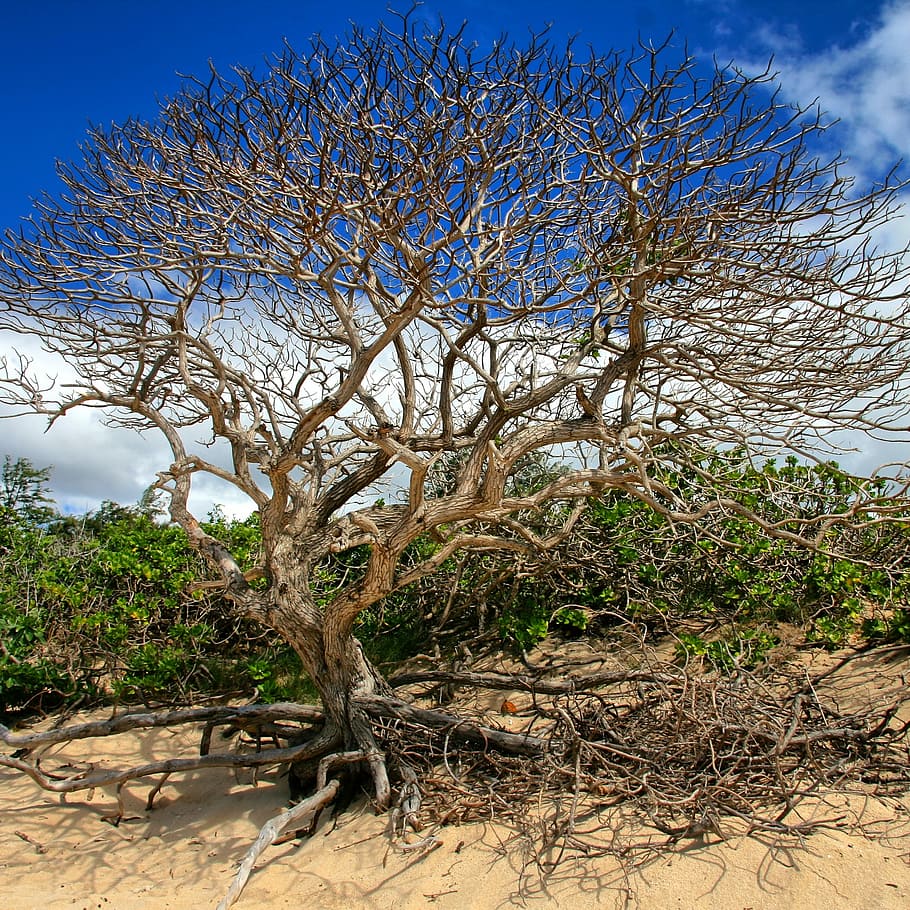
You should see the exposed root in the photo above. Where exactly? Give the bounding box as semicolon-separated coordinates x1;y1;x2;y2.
386;760;444;857
2;647;909;904
1;702;324;753
216;778;342;910
348;704;393;809
218;744;399;908
0;732;341;801
0;702;331;820
366;747;391;809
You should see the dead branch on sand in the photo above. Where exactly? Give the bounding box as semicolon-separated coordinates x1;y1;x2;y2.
2;648;908;903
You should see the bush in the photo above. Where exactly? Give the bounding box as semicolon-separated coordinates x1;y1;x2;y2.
2;453;907;716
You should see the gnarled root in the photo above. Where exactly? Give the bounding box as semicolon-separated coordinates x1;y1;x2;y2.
0;702;332;822
216;743;403;910
386;760;443;857
216;775;342;910
349;704;392;809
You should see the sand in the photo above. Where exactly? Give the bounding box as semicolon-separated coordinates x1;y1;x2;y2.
2;647;909;909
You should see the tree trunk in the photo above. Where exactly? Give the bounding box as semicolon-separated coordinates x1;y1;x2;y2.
269;591;394;808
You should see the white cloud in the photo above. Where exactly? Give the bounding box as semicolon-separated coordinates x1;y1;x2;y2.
1;333;256;519
744;1;910;177
1;402;256;520
726;3;910;476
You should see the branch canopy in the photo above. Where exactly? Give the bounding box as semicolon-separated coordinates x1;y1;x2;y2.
2;18;909;599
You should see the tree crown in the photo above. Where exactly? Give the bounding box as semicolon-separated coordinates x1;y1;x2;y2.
1;18;909;604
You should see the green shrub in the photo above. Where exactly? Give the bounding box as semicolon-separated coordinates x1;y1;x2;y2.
675;629;778;672
2;452;908;717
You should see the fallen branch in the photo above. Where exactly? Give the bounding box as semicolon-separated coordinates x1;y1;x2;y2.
13;830;48;854
389;667;681;695
356;694;548;755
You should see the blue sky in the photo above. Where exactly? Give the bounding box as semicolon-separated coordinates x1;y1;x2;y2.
1;0;908;514
0;0;899;234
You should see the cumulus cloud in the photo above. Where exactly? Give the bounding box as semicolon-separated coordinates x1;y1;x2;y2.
722;2;910;474
1;401;257;519
0;333;258;518
744;0;910;178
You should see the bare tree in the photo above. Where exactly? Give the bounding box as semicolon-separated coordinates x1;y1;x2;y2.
2;17;910;815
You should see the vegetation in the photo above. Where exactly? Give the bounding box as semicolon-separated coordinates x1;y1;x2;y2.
3;454;908;719
1;14;909;904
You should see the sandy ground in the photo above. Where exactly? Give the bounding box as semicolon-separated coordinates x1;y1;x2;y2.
2;647;909;909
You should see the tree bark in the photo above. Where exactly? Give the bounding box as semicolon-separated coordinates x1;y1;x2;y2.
269;590;394;808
